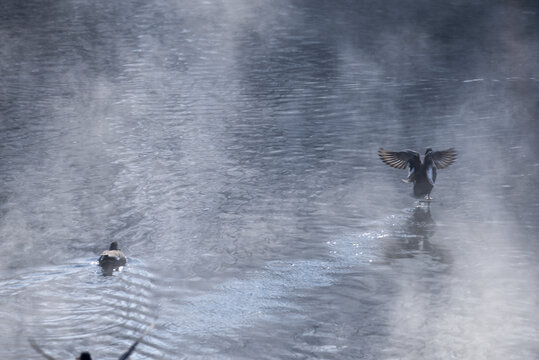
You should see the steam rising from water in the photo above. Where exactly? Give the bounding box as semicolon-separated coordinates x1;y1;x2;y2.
1;0;538;359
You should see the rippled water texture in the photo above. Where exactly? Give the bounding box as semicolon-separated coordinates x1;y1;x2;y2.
1;1;539;359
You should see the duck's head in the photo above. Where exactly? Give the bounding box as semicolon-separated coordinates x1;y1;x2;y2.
109;241;119;250
78;352;92;360
425;148;433;155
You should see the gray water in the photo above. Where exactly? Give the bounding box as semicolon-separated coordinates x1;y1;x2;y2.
1;1;539;359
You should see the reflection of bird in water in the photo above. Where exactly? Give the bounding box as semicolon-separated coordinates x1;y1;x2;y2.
384;204;448;262
378;148;457;200
98;242;126;276
406;204;436;242
29;323;154;360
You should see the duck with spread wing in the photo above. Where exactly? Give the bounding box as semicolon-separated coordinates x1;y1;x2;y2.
378;148;457;200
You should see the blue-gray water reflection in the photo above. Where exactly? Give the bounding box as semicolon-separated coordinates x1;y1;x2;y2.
1;1;538;359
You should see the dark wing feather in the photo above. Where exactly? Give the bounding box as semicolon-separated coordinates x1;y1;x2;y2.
28;339;58;360
432;148;457;169
378;148;421;170
118;323;155;360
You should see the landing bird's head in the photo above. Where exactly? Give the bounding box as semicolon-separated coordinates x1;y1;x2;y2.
425;148;433;155
78;352;92;360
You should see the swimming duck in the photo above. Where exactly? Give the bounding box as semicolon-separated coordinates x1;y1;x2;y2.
378;148;457;200
98;241;126;275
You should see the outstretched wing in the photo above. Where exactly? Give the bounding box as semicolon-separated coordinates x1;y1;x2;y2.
28;339;58;360
118;323;155;360
378;148;421;170
432;148;457;169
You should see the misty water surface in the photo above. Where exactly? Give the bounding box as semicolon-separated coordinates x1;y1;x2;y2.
1;1;538;359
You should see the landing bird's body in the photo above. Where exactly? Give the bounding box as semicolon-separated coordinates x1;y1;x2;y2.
29;323;154;360
378;148;457;200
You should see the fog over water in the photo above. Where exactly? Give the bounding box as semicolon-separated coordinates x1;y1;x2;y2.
1;1;538;359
